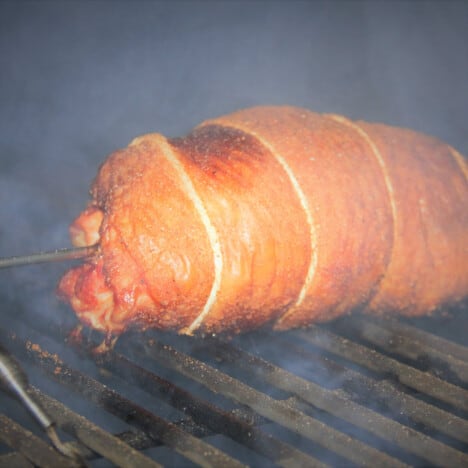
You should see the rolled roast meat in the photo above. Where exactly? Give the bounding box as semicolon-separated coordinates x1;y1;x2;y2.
58;106;468;336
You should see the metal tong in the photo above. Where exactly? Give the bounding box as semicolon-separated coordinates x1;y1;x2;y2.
0;343;84;462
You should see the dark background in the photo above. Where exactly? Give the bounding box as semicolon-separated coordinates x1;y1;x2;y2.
0;1;467;333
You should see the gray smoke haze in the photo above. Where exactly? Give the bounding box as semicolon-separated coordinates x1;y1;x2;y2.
0;3;467;465
0;1;466;321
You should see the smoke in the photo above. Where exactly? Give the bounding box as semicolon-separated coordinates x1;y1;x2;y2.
0;2;466;464
1;1;466;252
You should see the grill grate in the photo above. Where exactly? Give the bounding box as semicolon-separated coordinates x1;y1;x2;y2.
0;308;467;467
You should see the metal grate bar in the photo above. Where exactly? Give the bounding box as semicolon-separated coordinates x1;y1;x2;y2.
89;345;326;468
0;428;181;466
137;337;409;468
5;313;327;467
344;315;468;383
30;386;162;468
296;326;468;412
2;309;467;466
0;414;80;468
273;333;468;446
1;331;247;468
0;451;34;468
202;337;468;467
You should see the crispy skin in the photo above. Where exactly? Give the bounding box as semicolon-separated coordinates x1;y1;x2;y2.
59;135;216;333
58;106;468;336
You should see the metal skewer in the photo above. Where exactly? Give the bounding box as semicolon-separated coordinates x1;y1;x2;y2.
0;245;98;269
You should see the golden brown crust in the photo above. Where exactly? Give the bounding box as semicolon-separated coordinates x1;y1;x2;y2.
202;108;394;328
356;121;468;314
169;125;310;333
59;134;216;333
58;106;468;336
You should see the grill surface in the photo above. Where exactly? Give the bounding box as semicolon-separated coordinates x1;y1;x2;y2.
0;304;467;467
1;2;467;467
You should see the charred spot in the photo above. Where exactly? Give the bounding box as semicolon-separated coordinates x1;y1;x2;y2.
169;125;269;172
